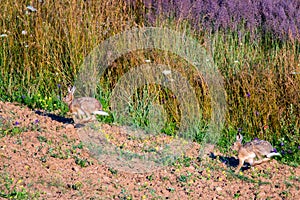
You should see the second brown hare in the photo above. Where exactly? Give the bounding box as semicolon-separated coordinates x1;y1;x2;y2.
63;86;109;124
232;134;281;173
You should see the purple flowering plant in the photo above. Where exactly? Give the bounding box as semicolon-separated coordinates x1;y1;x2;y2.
133;0;300;41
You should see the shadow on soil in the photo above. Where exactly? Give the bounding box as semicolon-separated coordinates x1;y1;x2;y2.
209;152;251;171
35;110;87;128
35;110;73;124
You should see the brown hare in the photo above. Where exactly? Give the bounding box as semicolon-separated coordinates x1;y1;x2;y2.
232;134;281;173
63;86;109;124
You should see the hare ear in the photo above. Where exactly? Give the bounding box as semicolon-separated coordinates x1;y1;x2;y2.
238;134;243;141
236;134;243;141
67;86;73;93
71;86;76;94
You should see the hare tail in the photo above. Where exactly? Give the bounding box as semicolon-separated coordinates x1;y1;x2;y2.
93;110;109;116
267;152;281;158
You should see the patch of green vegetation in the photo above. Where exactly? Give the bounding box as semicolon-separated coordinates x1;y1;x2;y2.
0;173;40;199
69;181;83;191
289;175;300;182
146;174;154;181
166;187;175;192
0;120;26;137
74;156;93;167
233;192;241;198
47;146;71;160
284;180;293;188
108;168;118;175
172;155;192;168
116;188;133;200
177;174;188;183
37;135;47;143
229;171;271;185
272;106;300;166
72;142;84;150
0;117;44;138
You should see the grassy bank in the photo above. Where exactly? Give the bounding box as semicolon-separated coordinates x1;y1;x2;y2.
1;0;299;165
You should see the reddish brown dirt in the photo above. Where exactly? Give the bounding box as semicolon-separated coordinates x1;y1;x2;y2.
0;101;299;199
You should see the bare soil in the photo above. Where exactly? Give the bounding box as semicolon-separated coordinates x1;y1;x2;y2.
0;101;299;199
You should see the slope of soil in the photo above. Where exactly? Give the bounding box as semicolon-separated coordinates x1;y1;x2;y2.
0;101;299;199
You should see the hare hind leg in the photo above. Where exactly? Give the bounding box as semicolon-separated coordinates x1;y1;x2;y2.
252;158;270;166
90;114;97;121
82;113;98;123
74;108;92;124
79;113;98;123
79;114;94;123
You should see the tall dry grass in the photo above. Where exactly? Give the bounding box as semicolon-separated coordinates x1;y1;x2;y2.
213;33;300;141
0;0;299;145
0;0;138;96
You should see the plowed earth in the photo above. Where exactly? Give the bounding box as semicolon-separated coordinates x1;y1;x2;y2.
0;101;299;199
